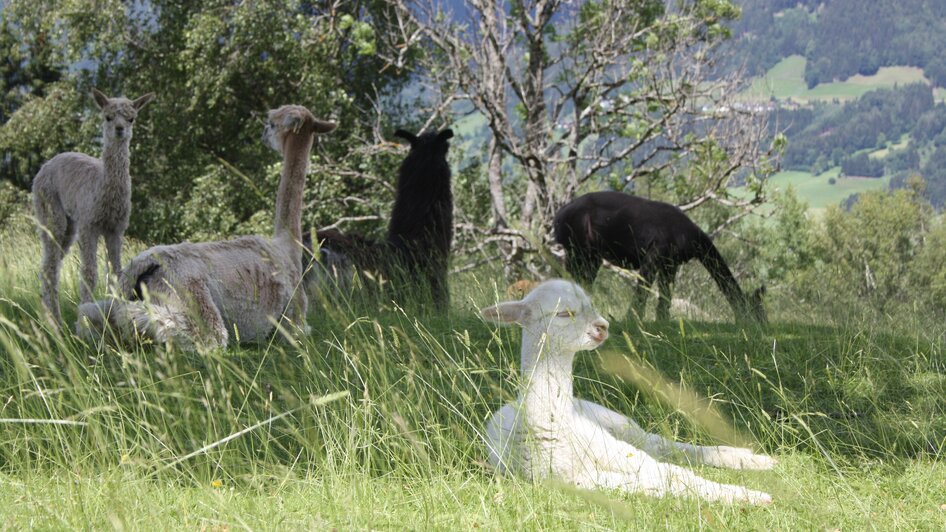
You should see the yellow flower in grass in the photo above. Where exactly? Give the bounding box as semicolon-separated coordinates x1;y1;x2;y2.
211;479;223;489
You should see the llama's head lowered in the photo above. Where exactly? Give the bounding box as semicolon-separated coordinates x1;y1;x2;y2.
482;279;609;353
91;88;155;144
263;105;336;154
738;286;767;324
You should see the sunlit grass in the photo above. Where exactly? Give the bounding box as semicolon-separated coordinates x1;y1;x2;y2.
743;55;931;103
0;216;944;528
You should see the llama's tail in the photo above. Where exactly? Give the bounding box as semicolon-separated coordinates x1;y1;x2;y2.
75;297;194;349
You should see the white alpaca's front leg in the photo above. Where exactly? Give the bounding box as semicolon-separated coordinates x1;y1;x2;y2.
575;399;776;470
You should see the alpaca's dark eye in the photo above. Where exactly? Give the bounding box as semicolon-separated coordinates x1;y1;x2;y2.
128;117;134;123
106;115;113;121
556;310;575;319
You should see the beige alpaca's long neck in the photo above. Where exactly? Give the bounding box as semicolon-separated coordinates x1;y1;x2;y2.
519;329;576;432
274;132;313;245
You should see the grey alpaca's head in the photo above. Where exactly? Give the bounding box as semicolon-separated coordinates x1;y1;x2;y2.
91;88;155;144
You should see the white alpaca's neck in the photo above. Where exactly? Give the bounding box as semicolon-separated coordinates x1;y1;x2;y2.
519;328;576;431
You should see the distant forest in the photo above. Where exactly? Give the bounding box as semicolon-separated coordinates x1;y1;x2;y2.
724;0;946;88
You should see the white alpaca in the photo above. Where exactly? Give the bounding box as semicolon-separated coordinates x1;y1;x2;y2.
76;105;336;349
32;88;155;325
481;279;776;504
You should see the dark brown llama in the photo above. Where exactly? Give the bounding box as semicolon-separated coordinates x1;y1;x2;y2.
305;127;454;311
553;191;765;323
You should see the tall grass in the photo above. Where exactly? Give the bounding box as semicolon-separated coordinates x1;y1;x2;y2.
1;215;944;528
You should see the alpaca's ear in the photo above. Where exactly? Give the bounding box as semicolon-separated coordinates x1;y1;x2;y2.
438;129;454;141
132;93;156;111
313;119;337;134
282;114;305;133
481;301;531;325
91;88;110;109
393;129;417;144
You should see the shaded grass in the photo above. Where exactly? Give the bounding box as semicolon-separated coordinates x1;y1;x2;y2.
0;219;944;528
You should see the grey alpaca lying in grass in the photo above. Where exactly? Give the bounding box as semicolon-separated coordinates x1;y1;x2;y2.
76;105;336;349
32;88;154;325
481;279;776;504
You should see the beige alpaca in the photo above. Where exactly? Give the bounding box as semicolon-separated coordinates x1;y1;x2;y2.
32;88;155;325
76;105;335;349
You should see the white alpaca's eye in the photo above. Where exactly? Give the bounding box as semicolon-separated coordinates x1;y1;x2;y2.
556;310;575;319
106;115;113;122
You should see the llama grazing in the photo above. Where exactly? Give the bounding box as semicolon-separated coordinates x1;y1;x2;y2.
553;191;766;323
481;279;776;504
305;127;454;311
32;88;155;325
76;105;336;349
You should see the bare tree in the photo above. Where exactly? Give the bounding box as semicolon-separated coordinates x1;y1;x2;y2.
380;0;778;277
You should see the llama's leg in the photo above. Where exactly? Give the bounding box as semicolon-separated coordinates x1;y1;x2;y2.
575;399;776;470
586;466;772;505
105;231;123;280
577;429;772;504
77;229;100;305
631;268;655;319
35;201;74;325
38;234;66;325
181;278;229;349
565;249;600;288
429;261;449;312
654;267;677;321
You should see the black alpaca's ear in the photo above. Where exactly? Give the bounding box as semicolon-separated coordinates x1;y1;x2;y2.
393;129;417;144
438;129;454;141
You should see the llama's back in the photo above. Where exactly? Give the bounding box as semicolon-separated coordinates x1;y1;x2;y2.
121;236;298;341
32;152;105;221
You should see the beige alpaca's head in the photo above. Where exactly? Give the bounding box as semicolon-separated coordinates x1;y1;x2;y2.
91;88;155;144
482;279;609;353
262;105;337;153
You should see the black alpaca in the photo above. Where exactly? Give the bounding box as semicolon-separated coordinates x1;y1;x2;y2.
305;128;454;310
553;191;765;323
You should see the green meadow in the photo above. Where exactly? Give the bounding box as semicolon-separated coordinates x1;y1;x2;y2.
743;55;931;103
1;211;944;529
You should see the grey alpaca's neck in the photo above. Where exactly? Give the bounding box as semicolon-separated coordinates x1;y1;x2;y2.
519;329;576;428
102;138;131;184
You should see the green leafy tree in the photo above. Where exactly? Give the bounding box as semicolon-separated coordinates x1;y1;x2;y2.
387;0;777;275
1;0;414;242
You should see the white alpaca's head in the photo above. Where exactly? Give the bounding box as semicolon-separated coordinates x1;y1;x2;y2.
91;88;155;144
481;279;609;353
262;105;337;154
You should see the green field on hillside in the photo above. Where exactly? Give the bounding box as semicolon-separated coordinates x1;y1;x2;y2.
733;168;890;217
744;55;931;103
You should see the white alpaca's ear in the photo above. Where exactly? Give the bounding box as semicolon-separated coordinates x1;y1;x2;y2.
133;93;156;110
91;88;110;109
481;301;531;325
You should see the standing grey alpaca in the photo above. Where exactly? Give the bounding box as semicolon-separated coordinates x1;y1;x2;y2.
77;105;336;349
32;88;155;325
